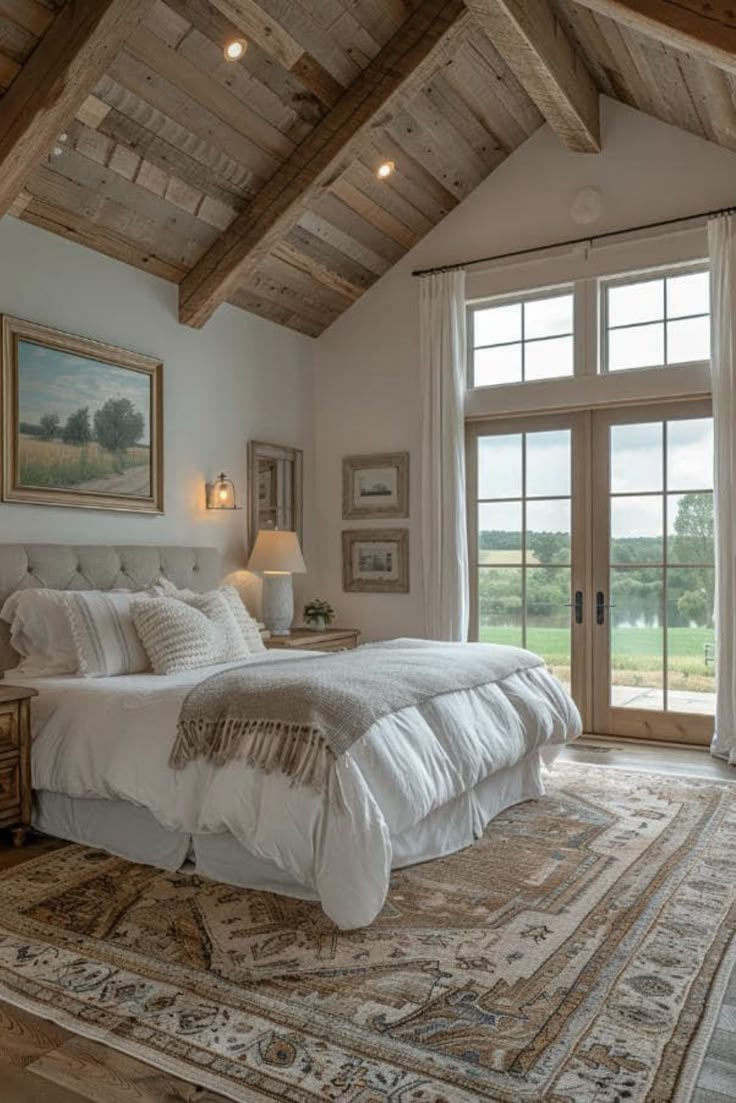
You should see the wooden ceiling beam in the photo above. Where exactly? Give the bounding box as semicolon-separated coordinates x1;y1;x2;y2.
466;0;600;152
571;0;736;74
207;0;344;107
0;0;155;220
178;0;470;329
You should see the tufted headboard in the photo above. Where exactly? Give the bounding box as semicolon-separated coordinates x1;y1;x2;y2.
0;544;221;673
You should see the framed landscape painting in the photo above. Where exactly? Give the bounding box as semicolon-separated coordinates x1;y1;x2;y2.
343;452;409;519
1;316;163;513
342;529;409;593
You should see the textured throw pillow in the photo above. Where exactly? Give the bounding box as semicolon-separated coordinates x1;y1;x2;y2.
63;591;151;677
218;586;266;654
0;589;78;676
132;591;248;675
154;576;265;655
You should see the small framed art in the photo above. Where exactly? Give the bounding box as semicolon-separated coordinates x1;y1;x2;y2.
342;452;409;519
342;528;409;593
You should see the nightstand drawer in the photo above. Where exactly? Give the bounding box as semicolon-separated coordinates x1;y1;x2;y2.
0;703;19;753
315;640;357;652
0;754;21;814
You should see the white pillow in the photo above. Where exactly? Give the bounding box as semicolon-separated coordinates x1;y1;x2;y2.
0;589;78;675
63;591;151;677
132;591;248;675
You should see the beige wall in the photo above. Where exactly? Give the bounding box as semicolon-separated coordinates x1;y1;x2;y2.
313;98;736;640
0;216;316;609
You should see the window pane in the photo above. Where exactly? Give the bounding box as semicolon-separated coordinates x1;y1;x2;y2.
611;496;663;563
524;294;573;339
608;278;663;327
666;316;710;364
526;499;571;564
666;568;715;714
666;271;709;318
478;434;522;499
527;567;571;689
667;418;713;491
611;423;663;493
525;335;573;381
667;493;714;564
474;344;522;387
610;567;664;710
478;502;522;564
526;430;571;497
608;322;665;371
478;567;522;647
473;303;521;346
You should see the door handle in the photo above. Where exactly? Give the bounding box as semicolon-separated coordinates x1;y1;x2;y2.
596;591;616;625
564;592;584;624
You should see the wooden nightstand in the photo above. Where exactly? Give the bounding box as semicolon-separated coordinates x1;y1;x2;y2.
265;628;360;653
0;685;37;847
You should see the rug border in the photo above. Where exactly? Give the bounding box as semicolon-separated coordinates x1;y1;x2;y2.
671;934;736;1103
0;980;268;1103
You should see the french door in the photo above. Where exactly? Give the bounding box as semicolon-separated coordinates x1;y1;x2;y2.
467;398;714;744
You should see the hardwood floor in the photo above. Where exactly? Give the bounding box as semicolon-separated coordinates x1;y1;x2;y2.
0;743;733;1102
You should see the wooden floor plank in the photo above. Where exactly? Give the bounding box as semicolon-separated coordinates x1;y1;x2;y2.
0;1063;88;1103
0;1004;72;1069
27;1035;234;1103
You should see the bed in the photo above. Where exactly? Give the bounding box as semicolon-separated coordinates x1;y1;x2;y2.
0;543;582;930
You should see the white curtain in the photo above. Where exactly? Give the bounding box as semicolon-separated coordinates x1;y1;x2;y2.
419;269;469;641
708;215;736;764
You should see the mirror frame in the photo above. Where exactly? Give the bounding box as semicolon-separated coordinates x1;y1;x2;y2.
248;440;303;553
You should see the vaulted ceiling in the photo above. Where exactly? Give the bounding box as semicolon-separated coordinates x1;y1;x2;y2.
0;0;735;337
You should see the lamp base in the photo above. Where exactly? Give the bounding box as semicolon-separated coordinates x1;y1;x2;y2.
261;573;293;636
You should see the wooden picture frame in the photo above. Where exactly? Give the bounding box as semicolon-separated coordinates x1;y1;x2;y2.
1;315;163;513
342;528;409;593
342;452;409;519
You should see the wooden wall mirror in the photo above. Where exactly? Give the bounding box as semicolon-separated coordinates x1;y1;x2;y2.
248;440;303;551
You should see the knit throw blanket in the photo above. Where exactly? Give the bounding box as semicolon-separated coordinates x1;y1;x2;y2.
170;639;544;796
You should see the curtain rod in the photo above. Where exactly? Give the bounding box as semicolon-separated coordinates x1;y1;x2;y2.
411;203;736;278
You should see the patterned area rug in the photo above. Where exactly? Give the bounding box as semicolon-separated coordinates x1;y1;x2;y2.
0;764;734;1103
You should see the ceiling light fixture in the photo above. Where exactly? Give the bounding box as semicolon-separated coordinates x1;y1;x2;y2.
376;160;395;180
224;38;247;61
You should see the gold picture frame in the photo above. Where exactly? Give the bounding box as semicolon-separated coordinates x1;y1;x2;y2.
342;528;409;593
342;452;409;519
1;315;163;513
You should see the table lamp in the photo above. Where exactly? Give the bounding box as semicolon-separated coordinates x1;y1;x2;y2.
247;529;306;636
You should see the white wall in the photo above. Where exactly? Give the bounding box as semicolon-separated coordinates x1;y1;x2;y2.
0;217;315;609
313;97;736;640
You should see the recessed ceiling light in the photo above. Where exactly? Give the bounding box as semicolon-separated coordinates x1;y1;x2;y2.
376;160;395;180
224;38;247;61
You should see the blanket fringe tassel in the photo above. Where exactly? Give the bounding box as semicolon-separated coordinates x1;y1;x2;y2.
170;718;334;793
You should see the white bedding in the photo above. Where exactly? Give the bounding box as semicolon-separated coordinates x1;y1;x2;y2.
16;647;581;928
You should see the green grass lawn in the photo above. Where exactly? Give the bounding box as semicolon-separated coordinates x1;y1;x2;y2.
479;624;715;690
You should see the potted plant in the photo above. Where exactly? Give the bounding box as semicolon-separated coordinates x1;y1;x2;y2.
303;598;335;632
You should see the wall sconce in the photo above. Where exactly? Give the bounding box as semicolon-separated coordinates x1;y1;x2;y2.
206;472;241;510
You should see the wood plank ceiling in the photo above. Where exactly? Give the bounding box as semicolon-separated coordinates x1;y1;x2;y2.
0;0;734;337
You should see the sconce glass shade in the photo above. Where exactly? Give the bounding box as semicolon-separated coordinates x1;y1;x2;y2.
206;472;239;510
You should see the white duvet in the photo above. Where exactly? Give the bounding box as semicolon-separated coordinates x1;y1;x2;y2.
17;646;581;928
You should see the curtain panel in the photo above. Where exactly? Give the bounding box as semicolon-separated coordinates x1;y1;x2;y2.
708;215;736;764
419;269;469;641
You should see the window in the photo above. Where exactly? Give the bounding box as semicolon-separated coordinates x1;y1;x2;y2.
468;289;573;388
603;267;710;373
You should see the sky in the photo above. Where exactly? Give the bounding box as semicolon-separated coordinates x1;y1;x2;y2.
17;340;151;444
477;419;713;539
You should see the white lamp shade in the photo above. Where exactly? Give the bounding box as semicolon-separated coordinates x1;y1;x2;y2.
248;529;306;574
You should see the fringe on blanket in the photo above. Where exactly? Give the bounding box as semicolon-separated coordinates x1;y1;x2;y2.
169;717;334;792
